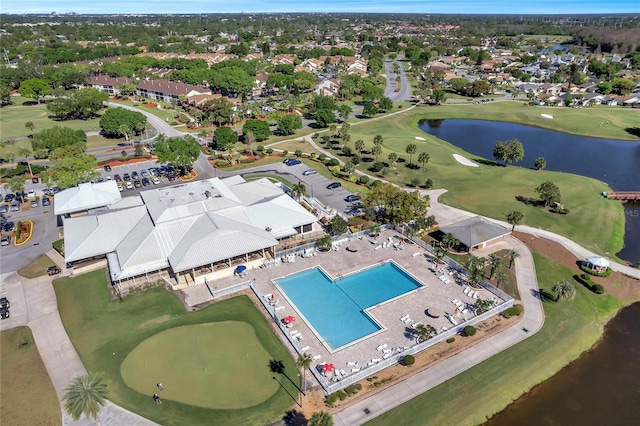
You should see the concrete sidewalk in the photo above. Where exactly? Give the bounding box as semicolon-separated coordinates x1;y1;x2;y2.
333;235;544;426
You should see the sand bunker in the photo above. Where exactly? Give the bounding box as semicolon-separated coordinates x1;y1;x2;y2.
415;136;426;141
453;154;479;167
541;114;553;119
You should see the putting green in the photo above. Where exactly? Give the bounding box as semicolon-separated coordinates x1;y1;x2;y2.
120;321;278;409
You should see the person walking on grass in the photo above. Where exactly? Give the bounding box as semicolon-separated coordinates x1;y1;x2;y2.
157;383;164;391
153;393;162;404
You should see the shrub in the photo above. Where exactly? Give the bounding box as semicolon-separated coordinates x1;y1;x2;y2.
579;264;612;277
501;304;523;319
580;273;591;281
357;175;369;185
318;153;327;162
265;148;274;155
295;149;302;157
401;354;415;366
424;178;433;189
593;284;605;294
410;178;421;187
336;390;348;401
345;383;362;395
282;150;289;157
371;162;385;172
256;145;264;152
326;393;339;406
446;337;455;343
369;180;383;188
327;158;340;167
463;325;477;336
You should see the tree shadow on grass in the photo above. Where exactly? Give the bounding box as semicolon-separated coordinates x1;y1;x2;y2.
516;195;543;207
283;409;308;426
624;127;640;139
473;158;503;166
532;288;556;303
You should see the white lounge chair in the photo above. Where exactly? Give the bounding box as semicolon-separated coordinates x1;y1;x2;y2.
383;352;393;359
339;369;347;377
402;317;412;324
374;245;382;250
463;287;469;295
300;346;310;352
372;358;382;363
312;355;322;361
351;368;361;373
400;314;410;322
275;306;285;311
376;344;388;352
347;361;358;366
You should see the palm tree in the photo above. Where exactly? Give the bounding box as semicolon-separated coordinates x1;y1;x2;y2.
505;249;520;269
343;162;356;177
487;254;503;279
63;373;108;422
552;280;576;301
406;143;417;165
291;181;307;200
296;353;312;395
415;323;437;343
118;123;131;141
441;233;459;250
495;270;509;289
268;359;301;392
417;152;430;170
505;210;524;231
329;123;337;136
433;246;446;268
466;257;486;284
309;411;334;426
18;147;33;177
388;152;398;168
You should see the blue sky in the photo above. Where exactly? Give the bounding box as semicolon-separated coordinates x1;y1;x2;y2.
4;1;638;15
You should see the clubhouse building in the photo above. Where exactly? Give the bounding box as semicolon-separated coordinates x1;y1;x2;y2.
60;176;319;289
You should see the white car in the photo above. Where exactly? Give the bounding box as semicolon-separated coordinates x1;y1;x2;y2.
117;184;124;192
152;177;160;185
27;190;35;199
125;182;134;190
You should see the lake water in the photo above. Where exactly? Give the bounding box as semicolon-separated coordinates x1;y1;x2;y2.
484;302;640;426
418;118;640;264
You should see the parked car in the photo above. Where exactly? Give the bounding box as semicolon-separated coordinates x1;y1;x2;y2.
123;173;131;181
345;194;361;202
103;164;112;172
302;169;317;176
148;168;158;176
47;265;61;276
4;222;15;232
131;171;139;180
140;169;148;178
0;306;9;320
134;180;142;188
0;204;7;213
114;174;122;182
10;203;19;212
167;174;176;181
142;177;150;187
326;182;342;189
4;193;14;202
42;197;51;206
152;177;160;185
30;200;38;208
125;182;134;190
0;235;10;246
158;166;167;176
0;297;9;308
283;158;301;166
117;184;124;192
27;190;35;199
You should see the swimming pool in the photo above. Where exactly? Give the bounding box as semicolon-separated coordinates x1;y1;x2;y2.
276;261;422;351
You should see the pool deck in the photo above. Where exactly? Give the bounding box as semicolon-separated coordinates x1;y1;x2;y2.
181;230;505;386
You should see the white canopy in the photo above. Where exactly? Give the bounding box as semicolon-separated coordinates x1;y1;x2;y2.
587;256;609;268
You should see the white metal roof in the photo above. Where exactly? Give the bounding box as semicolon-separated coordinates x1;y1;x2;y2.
54;181;122;215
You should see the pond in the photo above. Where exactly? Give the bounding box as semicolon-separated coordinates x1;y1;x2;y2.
418;118;640;263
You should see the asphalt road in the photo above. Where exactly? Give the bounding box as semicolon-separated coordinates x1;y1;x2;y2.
384;58;412;102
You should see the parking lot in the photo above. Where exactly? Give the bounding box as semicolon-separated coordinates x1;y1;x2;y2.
99;159;185;196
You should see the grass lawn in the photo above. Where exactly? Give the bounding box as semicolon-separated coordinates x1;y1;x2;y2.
0;102;101;142
1;326;60;426
17;253;57;279
366;253;622;426
54;270;299;426
343;104;626;258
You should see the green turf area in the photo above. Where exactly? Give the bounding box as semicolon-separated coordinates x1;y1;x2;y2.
365;253;622;426
1;326;61;426
54;270;299;426
121;322;278;409
0;103;101;142
340;104;626;258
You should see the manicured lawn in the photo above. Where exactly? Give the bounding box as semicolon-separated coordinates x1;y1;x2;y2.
1;326;60;426
0;103;101;141
17;253;57;279
341;105;626;258
54;270;299;426
366;253;622;426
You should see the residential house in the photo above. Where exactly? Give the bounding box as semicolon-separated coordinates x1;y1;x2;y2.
136;79;211;103
88;75;131;95
315;78;341;96
538;83;562;96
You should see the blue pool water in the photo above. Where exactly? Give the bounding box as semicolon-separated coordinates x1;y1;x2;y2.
276;262;422;350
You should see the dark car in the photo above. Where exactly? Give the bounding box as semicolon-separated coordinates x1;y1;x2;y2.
42;197;51;206
0;297;9;308
123;173;131;181
140;169;148;178
141;177;150;187
103;164;112;172
158;166;167;176
345;194;361;202
47;265;61;276
4;193;15;203
134;180;142;188
4;221;15;232
283;158;301;166
114;174;122;182
0;306;9;320
131;171;139;180
326;182;342;189
167;173;176;181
